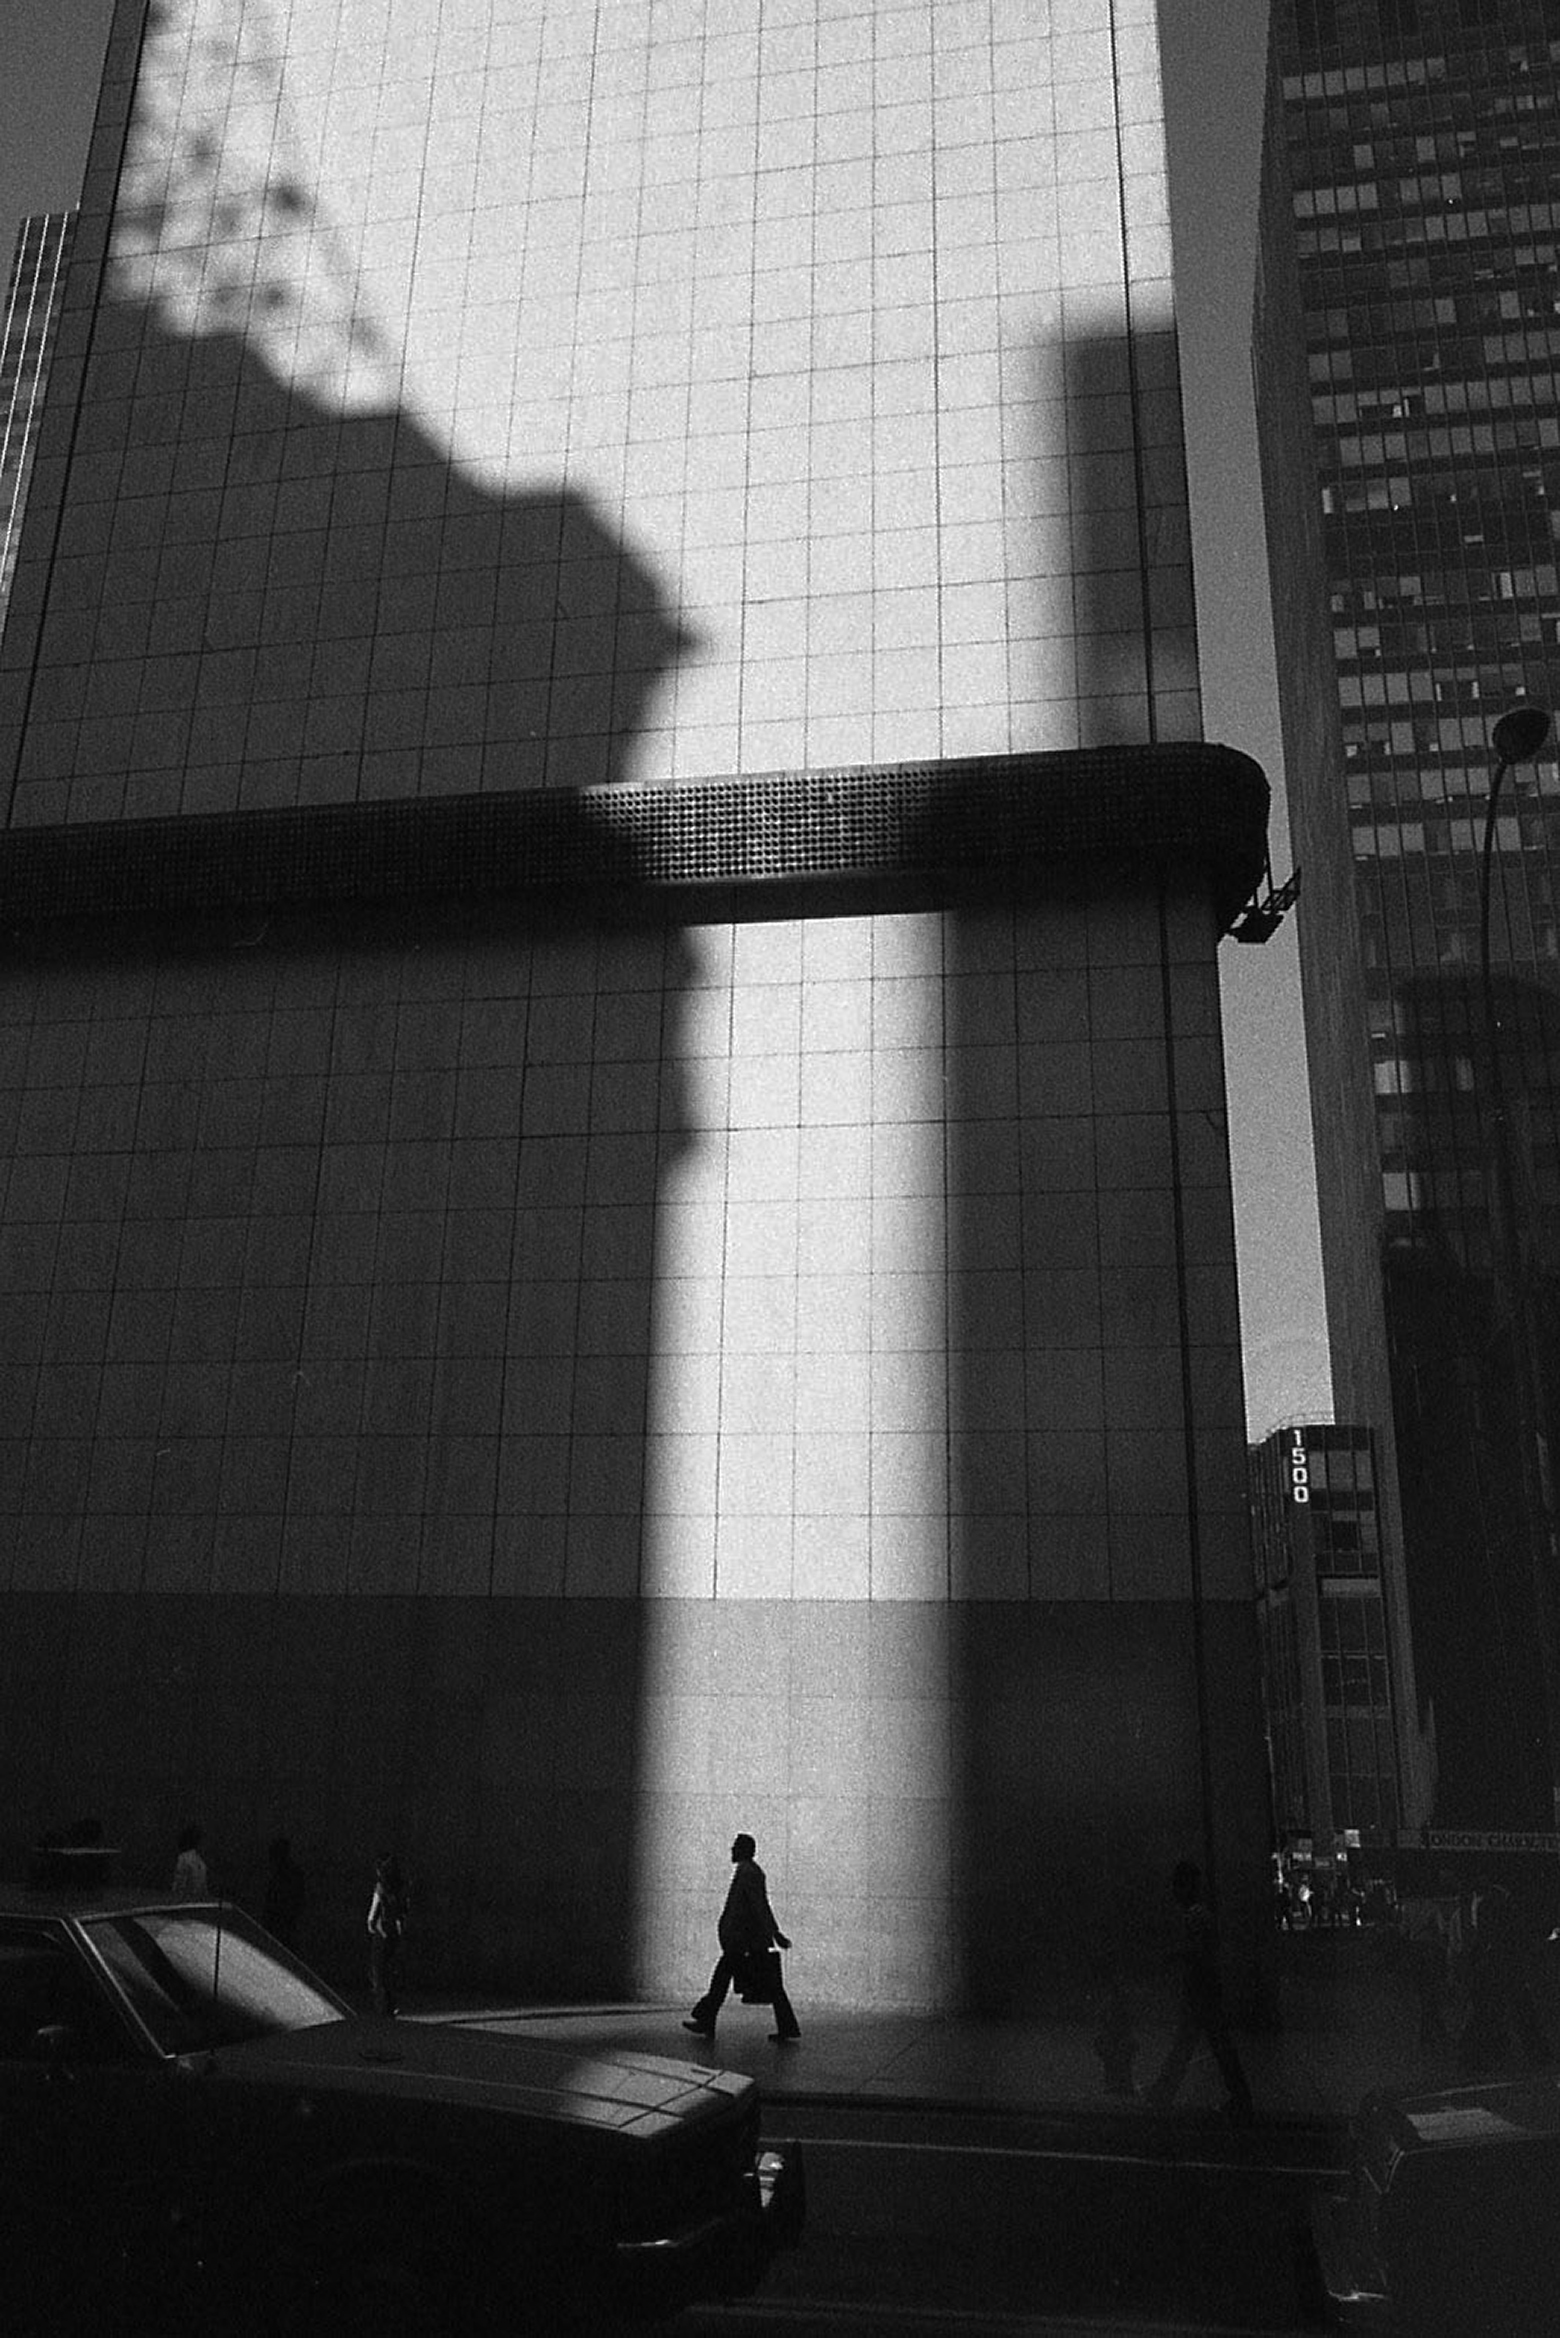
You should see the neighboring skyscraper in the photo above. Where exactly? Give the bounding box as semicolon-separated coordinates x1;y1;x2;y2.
0;0;1271;2002
1262;0;1560;1830
1250;1422;1407;1862
0;213;75;635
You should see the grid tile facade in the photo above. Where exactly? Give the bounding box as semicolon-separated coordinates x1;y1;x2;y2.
0;0;1198;828
0;882;1246;1614
0;0;1270;2003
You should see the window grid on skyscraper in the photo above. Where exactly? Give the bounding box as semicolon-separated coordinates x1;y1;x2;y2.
1280;0;1560;1265
1260;0;1560;1836
0;215;76;638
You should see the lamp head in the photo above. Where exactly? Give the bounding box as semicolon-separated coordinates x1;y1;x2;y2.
1491;706;1552;765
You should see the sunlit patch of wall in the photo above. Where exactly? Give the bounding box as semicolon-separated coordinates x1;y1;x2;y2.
631;858;1268;2012
0;0;1201;827
637;908;956;2005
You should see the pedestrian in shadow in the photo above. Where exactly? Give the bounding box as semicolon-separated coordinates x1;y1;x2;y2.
367;1855;407;2018
1399;1874;1457;2053
171;1824;209;1899
262;1835;306;1952
1457;1880;1553;2075
683;1833;800;2045
1144;1860;1254;2124
1093;1963;1140;2099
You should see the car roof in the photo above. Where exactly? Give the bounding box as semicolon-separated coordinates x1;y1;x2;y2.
0;1887;230;1922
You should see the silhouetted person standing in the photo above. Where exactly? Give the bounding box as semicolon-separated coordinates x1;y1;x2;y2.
171;1825;209;1899
1457;1881;1553;2074
684;1833;800;2044
1145;1860;1253;2123
367;1855;407;2017
262;1835;306;1951
1399;1878;1458;2053
1093;1965;1140;2098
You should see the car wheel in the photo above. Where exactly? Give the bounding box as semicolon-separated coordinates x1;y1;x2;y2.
333;2256;441;2338
295;2223;463;2338
293;2215;597;2338
322;2261;598;2338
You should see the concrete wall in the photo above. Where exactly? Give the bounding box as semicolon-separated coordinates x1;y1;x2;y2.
0;0;1269;2006
0;860;1266;2005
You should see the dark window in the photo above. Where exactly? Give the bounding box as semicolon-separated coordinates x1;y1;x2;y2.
1295;0;1339;46
0;1932;128;2062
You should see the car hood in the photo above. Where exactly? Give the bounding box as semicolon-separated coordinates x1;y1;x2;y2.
200;2018;756;2140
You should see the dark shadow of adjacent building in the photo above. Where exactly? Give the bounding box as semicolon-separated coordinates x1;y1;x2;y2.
940;322;1269;2011
1383;964;1560;1843
0;273;696;1993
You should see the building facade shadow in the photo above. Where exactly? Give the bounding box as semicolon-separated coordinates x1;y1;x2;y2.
1381;963;1560;1842
932;321;1269;2008
0;278;696;1992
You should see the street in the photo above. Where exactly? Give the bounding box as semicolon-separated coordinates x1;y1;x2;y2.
684;2100;1337;2338
689;2317;1310;2338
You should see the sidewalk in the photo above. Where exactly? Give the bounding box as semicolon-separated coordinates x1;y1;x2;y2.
396;1957;1495;2137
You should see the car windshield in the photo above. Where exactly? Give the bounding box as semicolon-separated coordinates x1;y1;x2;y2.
83;1908;344;2056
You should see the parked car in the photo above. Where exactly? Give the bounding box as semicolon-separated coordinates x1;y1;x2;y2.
0;1885;802;2334
1310;2076;1560;2334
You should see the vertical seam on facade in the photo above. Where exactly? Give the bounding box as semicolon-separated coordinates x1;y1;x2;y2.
710;934;735;1600
929;7;946;766
347;990;392;1596
940;911;954;1610
1156;874;1217;1892
503;963;543;1596
278;939;351;1600
1005;908;1030;1602
733;0;763;772
1105;0;1160;745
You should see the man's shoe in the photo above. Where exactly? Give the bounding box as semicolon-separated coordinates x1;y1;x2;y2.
682;2018;715;2036
769;2031;800;2044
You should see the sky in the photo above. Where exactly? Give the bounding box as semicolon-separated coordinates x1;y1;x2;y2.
0;0;1331;1442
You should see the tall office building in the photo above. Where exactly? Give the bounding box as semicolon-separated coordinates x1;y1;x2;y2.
0;0;1271;2003
1249;1423;1404;1863
0;213;75;634
1262;0;1560;1832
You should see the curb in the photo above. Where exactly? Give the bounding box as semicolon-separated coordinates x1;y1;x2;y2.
394;1998;1351;2153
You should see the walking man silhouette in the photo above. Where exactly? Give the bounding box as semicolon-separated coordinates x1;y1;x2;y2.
683;1833;800;2044
1145;1859;1253;2123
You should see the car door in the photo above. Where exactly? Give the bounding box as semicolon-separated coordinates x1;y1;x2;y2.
0;1926;86;2319
0;1922;194;2333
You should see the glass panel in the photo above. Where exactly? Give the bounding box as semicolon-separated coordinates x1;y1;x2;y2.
0;1933;129;2062
86;1910;344;2057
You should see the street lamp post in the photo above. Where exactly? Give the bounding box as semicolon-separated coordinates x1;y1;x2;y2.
1476;704;1560;1837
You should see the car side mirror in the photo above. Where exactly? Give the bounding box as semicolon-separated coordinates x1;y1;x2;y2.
32;2022;78;2066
